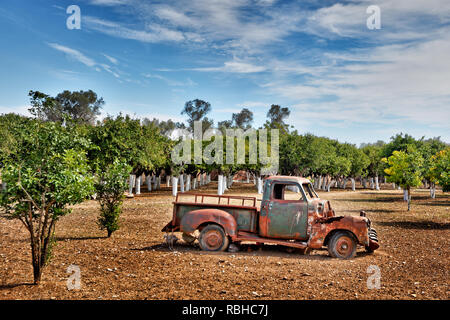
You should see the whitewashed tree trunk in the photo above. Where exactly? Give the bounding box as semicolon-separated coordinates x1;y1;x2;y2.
257;176;263;194
351;178;356;191
430;183;436;199
403;189;408;201
179;175;185;193
135;175;141;195
407;192;411;211
147;175;152;192
128;174;136;195
342;178;348;189
218;175;224;195
375;176;380;190
327;180;333;192
246;172;250;183
157;176;161;189
186;175;191;192
166;175;171;187
200;174;204;186
171;176;178;197
392;183;396;189
362;178;367;189
369;177;375;189
150;175;155;190
322;176;328;191
318;176;323;189
253;174;257;185
192;176;197;189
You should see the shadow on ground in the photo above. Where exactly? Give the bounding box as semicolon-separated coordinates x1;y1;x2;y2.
377;220;450;230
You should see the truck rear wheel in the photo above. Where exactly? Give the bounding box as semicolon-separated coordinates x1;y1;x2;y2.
199;224;229;252
327;231;357;259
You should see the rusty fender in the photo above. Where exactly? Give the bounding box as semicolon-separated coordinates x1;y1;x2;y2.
307;215;369;249
180;209;238;237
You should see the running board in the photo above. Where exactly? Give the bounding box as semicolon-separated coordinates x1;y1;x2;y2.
235;231;308;249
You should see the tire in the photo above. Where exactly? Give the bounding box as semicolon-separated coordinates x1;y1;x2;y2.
198;224;229;252
327;231;357;259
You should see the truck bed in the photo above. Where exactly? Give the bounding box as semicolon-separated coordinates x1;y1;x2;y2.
162;193;260;233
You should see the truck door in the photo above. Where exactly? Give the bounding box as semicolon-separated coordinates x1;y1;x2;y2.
259;181;308;240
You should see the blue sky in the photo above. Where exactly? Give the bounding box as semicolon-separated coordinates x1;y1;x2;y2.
0;0;449;145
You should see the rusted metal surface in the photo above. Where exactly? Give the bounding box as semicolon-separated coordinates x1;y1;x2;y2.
180;208;238;237
162;176;379;257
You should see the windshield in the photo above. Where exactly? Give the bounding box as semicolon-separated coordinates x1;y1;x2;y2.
302;183;318;200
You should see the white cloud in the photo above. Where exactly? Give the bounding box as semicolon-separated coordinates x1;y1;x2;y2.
89;0;129;6
142;73;196;86
192;59;266;73
83;16;186;43
48;43;122;79
47;43;96;67
103;54;118;65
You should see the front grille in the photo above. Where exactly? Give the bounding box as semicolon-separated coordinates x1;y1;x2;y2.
368;228;378;242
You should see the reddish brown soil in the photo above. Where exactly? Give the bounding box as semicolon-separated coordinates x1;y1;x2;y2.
0;182;449;300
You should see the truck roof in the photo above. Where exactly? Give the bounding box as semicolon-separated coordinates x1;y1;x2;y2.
266;175;311;184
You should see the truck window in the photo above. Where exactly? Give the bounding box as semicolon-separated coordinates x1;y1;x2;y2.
302;183;317;200
273;183;285;200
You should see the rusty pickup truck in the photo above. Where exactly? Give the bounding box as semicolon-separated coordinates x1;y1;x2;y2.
162;176;379;259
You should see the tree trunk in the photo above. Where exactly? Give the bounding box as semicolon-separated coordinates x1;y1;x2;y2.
128;174;136;195
218;175;223;195
193;176;197;189
147;175;152;192
318;176;323;189
135;175;141;195
351;178;356;191
430;183;436;199
172;176;178;197
407;187;411;211
179;175;184;193
403;189;408;201
322;176;328;191
185;175;191;192
166;175;171;187
257;176;263;194
392;183;396;189
362;178;367;189
369;177;375;189
375;176;380;190
246;172;250;183
327;180;333;192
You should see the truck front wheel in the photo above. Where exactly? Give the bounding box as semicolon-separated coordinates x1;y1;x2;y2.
327;231;357;259
199;224;230;252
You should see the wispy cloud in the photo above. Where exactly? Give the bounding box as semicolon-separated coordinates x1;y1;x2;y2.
47;43;96;67
142;73;196;86
103;54;118;65
48;43;122;79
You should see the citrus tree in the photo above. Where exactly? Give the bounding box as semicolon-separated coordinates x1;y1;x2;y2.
382;146;424;211
0;118;94;284
430;148;450;193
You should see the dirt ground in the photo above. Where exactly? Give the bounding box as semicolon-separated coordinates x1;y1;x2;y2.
0;181;449;300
